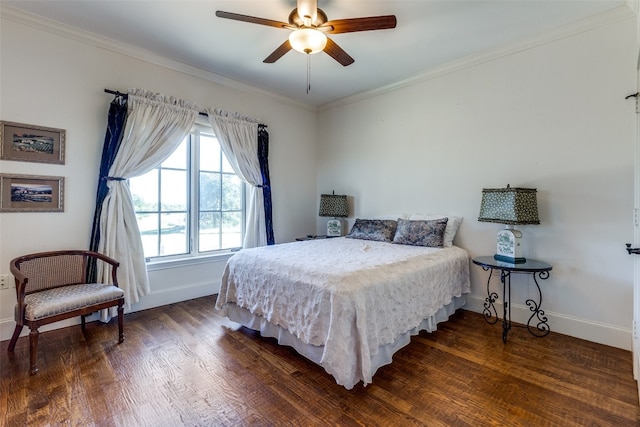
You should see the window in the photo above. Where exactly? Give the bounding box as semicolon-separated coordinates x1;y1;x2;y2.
130;124;244;261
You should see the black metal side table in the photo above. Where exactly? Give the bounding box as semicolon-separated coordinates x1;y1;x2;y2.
295;235;328;241
472;256;552;343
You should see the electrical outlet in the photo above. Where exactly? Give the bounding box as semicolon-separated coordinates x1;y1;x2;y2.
0;273;12;290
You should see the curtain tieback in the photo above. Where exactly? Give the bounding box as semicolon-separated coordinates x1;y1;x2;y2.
102;176;127;181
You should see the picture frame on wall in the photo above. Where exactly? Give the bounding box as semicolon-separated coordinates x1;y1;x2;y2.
0;121;65;164
0;173;65;212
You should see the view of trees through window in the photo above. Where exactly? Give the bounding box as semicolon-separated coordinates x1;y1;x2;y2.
130;129;244;260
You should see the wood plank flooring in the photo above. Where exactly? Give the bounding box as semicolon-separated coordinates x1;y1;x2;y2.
1;295;638;426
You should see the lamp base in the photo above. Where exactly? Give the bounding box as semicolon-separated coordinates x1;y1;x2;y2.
496;228;525;263
494;254;526;264
326;219;343;237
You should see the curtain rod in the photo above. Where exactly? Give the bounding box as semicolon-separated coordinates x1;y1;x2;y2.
104;88;208;117
104;88;266;127
104;89;127;97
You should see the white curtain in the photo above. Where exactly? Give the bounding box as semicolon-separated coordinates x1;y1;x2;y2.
97;89;199;310
205;108;265;248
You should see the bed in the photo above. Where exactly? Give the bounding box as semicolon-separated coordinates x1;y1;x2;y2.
215;217;471;389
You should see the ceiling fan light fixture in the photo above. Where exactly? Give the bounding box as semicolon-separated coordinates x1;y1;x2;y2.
288;28;327;54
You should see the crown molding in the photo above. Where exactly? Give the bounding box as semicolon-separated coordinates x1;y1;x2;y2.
320;5;635;111
0;5;318;113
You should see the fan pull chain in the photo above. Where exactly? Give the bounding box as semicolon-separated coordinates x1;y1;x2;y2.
306;54;311;94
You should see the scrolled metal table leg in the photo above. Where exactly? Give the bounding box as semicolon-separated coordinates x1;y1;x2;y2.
482;267;499;324
526;270;550;337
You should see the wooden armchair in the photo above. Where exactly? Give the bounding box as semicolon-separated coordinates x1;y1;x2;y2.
7;250;125;374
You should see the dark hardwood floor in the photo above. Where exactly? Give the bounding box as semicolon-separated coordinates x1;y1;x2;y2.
1;295;638;426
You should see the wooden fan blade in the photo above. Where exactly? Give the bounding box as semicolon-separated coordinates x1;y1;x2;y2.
215;11;290;29
324;37;354;66
263;40;292;63
324;15;397;34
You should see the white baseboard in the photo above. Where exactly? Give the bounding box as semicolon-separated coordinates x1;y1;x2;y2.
0;280;217;343
464;294;632;351
125;280;216;313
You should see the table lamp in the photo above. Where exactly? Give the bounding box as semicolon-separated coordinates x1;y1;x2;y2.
478;184;540;263
319;192;348;237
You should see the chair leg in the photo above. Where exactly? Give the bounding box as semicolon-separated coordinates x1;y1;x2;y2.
117;304;124;343
7;324;23;352
29;329;39;375
81;315;86;332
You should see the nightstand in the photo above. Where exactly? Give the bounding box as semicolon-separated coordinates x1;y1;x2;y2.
295;235;328;241
472;256;552;343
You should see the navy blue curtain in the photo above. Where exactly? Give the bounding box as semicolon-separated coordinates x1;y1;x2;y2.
87;94;128;281
258;124;274;245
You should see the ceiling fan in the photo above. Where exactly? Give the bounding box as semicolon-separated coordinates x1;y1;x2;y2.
215;0;397;66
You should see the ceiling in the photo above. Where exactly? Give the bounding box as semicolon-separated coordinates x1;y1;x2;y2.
1;1;628;108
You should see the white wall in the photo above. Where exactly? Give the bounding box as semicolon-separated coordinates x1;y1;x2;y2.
0;10;318;340
317;13;638;349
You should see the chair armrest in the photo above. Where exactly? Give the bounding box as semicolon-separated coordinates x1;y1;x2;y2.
86;251;119;268
85;251;120;287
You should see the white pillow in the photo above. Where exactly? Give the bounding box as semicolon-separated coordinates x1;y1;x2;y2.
370;213;410;220
406;213;462;247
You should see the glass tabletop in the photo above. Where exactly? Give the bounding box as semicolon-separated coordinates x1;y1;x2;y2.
472;256;552;272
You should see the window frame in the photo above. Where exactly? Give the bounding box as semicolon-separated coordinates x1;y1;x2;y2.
131;122;246;266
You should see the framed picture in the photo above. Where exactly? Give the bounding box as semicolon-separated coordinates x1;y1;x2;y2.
0;174;64;212
0;121;65;164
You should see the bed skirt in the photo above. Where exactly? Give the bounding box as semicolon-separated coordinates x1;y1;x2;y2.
225;294;467;388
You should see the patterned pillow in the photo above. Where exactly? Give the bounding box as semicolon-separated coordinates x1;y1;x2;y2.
392;218;449;247
407;213;462;247
346;219;398;242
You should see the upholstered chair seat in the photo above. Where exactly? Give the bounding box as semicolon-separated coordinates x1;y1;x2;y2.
23;283;124;321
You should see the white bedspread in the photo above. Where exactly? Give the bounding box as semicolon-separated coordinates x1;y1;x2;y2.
215;237;471;388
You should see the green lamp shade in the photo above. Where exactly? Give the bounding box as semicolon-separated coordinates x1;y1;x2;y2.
478;186;540;225
319;194;348;218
